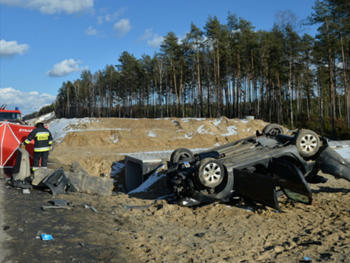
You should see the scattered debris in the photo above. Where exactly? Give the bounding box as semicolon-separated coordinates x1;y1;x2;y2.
41;169;76;196
90;206;98;213
8;179;32;189
49;199;73;207
41;234;54;240
82;204;98;212
42;199;73;210
42;206;71;210
33;163;114;196
36;230;44;239
22;189;30;194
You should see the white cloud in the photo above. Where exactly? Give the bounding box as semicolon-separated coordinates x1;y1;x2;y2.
147;34;164;48
97;7;127;25
0;0;95;14
0;87;56;115
45;59;88;77
97;16;104;25
113;19;131;38
84;26;105;37
0;39;30;57
138;28;154;42
137;28;163;48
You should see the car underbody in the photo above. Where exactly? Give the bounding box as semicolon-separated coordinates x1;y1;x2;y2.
167;124;350;210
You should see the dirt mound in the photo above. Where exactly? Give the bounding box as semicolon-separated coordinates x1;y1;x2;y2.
49;117;269;176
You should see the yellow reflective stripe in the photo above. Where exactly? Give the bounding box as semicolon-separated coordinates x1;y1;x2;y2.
49;141;53;145
35;132;50;140
34;147;50;152
25;139;31;144
35;132;50;136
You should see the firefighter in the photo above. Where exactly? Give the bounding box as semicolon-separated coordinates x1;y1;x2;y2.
21;119;53;171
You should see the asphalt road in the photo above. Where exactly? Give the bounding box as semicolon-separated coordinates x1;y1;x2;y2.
0;173;130;263
0;175;11;262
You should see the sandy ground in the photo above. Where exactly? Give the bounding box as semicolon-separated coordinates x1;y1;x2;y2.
1;117;350;262
49;117;267;176
1;173;350;263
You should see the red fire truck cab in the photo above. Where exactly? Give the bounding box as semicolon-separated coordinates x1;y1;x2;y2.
0;105;22;123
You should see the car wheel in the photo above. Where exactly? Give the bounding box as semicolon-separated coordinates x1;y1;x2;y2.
294;130;320;157
170;148;194;165
196;158;224;188
262;124;284;136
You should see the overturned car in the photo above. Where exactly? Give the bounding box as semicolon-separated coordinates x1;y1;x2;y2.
167;124;350;210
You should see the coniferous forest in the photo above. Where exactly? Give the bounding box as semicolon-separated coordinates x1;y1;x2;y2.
27;0;350;138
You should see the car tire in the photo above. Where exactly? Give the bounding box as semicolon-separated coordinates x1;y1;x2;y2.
196;158;224;188
294;130;320;157
262;124;284;136
170;148;194;165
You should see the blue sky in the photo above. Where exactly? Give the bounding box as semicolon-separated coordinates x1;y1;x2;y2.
0;0;318;116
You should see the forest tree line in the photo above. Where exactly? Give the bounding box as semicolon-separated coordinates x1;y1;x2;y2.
26;0;350;138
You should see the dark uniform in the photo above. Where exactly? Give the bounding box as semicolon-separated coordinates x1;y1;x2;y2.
23;122;53;170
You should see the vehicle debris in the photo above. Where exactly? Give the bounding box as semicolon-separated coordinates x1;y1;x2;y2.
32;161;114;195
7;179;32;189
41;169;75;196
32;162;114;196
167;124;350;210
82;204;98;213
41;206;71;210
42;199;73;210
90;206;98;213
49;199;72;207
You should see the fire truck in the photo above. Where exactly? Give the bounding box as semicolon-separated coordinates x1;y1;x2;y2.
0;104;23;123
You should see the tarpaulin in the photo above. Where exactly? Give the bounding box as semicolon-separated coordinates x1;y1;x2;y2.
0;122;35;168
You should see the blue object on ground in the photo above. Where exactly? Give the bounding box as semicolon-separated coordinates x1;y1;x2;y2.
41;234;54;240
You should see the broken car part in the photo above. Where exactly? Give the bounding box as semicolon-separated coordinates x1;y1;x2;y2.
42;169;76;196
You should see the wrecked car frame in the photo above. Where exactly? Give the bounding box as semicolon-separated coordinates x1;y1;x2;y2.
168;124;350;210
